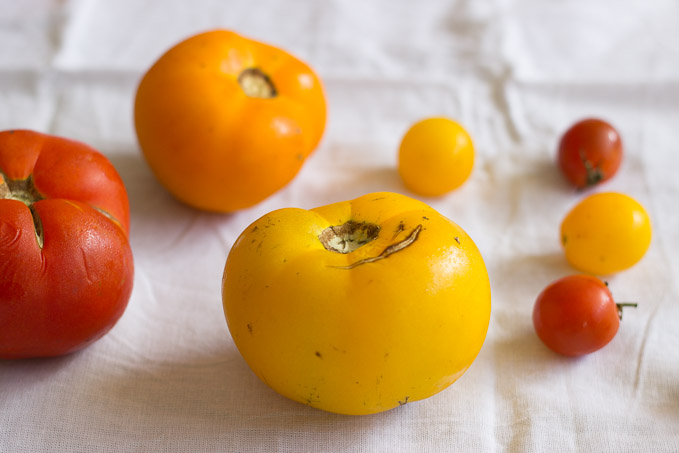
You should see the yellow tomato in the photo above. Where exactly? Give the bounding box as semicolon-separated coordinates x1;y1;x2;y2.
560;192;652;275
398;117;474;196
222;192;491;415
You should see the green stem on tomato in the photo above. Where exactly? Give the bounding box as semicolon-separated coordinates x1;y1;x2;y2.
616;303;638;321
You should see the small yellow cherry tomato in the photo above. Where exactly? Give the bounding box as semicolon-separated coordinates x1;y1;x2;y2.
398;117;474;197
560;192;652;275
222;192;491;415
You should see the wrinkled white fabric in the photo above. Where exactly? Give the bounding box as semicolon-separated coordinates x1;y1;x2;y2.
1;0;678;451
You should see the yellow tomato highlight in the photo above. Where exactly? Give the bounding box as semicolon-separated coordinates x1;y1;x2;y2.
560;192;652;275
222;192;491;415
398;117;474;196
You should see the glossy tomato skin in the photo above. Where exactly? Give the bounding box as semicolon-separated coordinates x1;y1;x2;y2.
560;192;651;275
135;30;327;212
0;130;133;359
533;275;619;357
557;118;623;189
398;117;474;197
223;192;491;415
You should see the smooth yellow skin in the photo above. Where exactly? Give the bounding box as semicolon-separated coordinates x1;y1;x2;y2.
398;117;474;197
222;192;491;415
561;192;652;275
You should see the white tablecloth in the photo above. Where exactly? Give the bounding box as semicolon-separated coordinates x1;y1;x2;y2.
2;1;679;451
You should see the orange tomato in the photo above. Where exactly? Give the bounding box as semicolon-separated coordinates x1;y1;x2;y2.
134;30;327;212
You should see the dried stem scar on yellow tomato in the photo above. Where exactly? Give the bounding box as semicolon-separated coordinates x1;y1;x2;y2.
222;192;491;415
134;30;327;212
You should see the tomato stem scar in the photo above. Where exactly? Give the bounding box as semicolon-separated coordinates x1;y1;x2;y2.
329;225;422;270
27;204;44;249
238;67;277;98
0;174;8;198
0;175;45;248
579;148;604;187
319;221;381;254
0;175;43;206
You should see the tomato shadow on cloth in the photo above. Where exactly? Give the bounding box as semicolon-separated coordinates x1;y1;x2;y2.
106;150;235;221
0;351;81;386
105;150;241;258
74;339;402;445
487;248;585;378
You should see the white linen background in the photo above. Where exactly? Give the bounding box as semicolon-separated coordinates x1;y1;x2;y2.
1;0;678;451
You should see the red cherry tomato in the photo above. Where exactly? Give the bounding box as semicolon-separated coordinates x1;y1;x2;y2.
557;118;623;189
532;275;635;357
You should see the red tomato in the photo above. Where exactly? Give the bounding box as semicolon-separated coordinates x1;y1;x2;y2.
557;118;623;189
0;130;134;359
532;275;634;357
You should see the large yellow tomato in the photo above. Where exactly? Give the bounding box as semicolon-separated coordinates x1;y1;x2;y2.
222;192;491;415
560;192;652;275
134;30;327;212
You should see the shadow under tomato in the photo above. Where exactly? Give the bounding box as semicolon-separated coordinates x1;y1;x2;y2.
105;152;239;255
485;250;580;367
105;152;219;222
0;350;82;386
76;346;404;447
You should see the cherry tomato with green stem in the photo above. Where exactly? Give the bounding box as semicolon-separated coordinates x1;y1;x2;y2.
532;275;636;357
557;118;623;189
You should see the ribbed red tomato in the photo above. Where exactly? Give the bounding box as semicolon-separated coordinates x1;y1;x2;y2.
0;130;134;359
